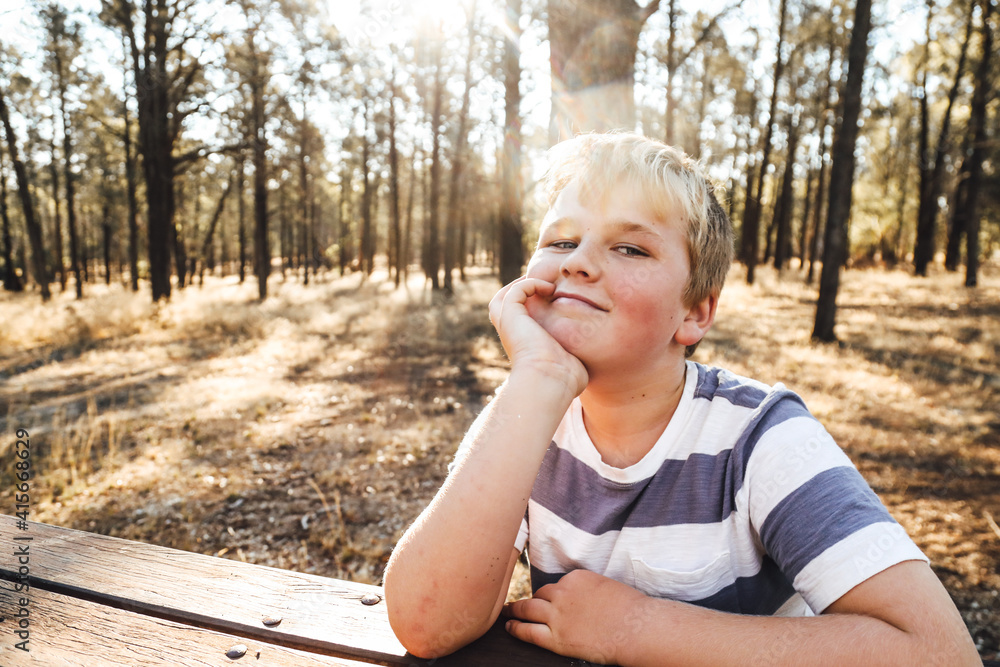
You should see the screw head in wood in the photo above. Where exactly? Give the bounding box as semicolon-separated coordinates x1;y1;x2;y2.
262;615;282;627
225;644;248;659
360;592;382;606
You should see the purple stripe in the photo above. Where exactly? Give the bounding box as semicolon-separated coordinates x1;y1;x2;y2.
529;565;563;593
529;557;795;615
529;443;734;533
529;393;813;534
693;363;769;409
688;555;796;614
760;466;895;582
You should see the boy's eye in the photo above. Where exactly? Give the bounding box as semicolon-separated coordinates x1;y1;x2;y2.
550;240;577;250
614;245;648;257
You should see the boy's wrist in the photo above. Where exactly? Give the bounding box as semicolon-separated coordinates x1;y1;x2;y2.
506;363;585;407
611;595;668;667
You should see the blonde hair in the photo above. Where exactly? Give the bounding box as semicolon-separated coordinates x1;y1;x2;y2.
542;132;734;356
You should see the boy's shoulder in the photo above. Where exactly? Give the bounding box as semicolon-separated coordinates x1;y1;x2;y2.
685;361;820;458
689;360;797;411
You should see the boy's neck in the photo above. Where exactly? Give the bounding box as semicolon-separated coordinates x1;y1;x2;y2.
579;359;689;469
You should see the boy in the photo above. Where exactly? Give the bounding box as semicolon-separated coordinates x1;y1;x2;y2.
383;133;980;665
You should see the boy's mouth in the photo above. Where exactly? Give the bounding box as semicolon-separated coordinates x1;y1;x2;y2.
551;291;609;311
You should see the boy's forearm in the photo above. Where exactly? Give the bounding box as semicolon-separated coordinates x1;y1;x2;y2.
384;369;576;657
617;596;978;667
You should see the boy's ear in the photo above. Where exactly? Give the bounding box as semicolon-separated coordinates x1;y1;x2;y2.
675;293;718;347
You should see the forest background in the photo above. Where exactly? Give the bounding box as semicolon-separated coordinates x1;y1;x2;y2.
0;0;998;660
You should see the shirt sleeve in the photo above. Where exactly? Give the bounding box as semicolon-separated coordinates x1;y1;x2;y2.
514;514;529;553
742;391;928;613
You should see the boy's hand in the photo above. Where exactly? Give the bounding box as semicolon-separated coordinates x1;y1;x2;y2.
489;277;588;399
503;569;647;665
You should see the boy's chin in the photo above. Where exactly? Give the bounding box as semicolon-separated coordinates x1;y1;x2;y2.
538;320;595;359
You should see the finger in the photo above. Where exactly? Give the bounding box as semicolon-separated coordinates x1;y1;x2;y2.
505;618;554;649
514;277;556;301
490;276;548;330
488;276;525;327
505;596;551;624
498;278;554;318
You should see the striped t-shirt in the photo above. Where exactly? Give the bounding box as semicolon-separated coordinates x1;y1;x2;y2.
508;361;927;615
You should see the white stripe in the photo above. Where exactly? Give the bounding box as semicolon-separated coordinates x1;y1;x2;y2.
773;593;814;617
528;501;769;601
556;370;762;485
743;416;856;527
793;521;928;613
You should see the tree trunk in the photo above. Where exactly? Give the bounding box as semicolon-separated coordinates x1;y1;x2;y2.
0;149;24;291
813;0;873;342
370;170;382;272
200;173;233;280
962;0;993;288
140;101;174;301
890;139;913;265
360;97;374;277
278;189;288;279
388;57;402;288
252;83;268;300
122;66;140;291
661;3;734;149
427;37;445;290
663;0;677;145
128;2;175;302
806;29;837;285
911;4;934;276
743;0;788;284
79;206;90;284
735;39;761;258
913;0;973;276
499;0;524;284
246;23;269;300
0;82;50;300
797;167;814;268
55;46;83;299
102;201;112;285
403;144;417;282
773;109;800;271
548;0;661;142
171;183;187;289
237;155;247;282
693;46;712;157
444;2;477;295
299;113;311;285
48;134;66;291
943;150;970;270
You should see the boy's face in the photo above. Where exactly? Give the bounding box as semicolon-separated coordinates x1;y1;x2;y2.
524;178;711;377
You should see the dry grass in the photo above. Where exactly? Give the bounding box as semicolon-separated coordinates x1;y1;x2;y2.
0;263;997;659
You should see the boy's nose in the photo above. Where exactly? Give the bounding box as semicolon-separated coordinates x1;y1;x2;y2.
559;243;600;280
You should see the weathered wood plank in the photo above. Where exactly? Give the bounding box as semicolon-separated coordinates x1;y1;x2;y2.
0;581;375;666
0;516;579;666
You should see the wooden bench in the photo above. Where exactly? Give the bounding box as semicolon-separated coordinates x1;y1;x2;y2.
0;515;580;666
3;515;997;666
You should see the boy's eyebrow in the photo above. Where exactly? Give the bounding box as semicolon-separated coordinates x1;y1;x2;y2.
540;218;666;245
607;220;660;235
545;218;661;235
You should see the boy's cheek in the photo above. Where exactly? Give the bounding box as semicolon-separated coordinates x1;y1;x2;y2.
525;252;557;282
